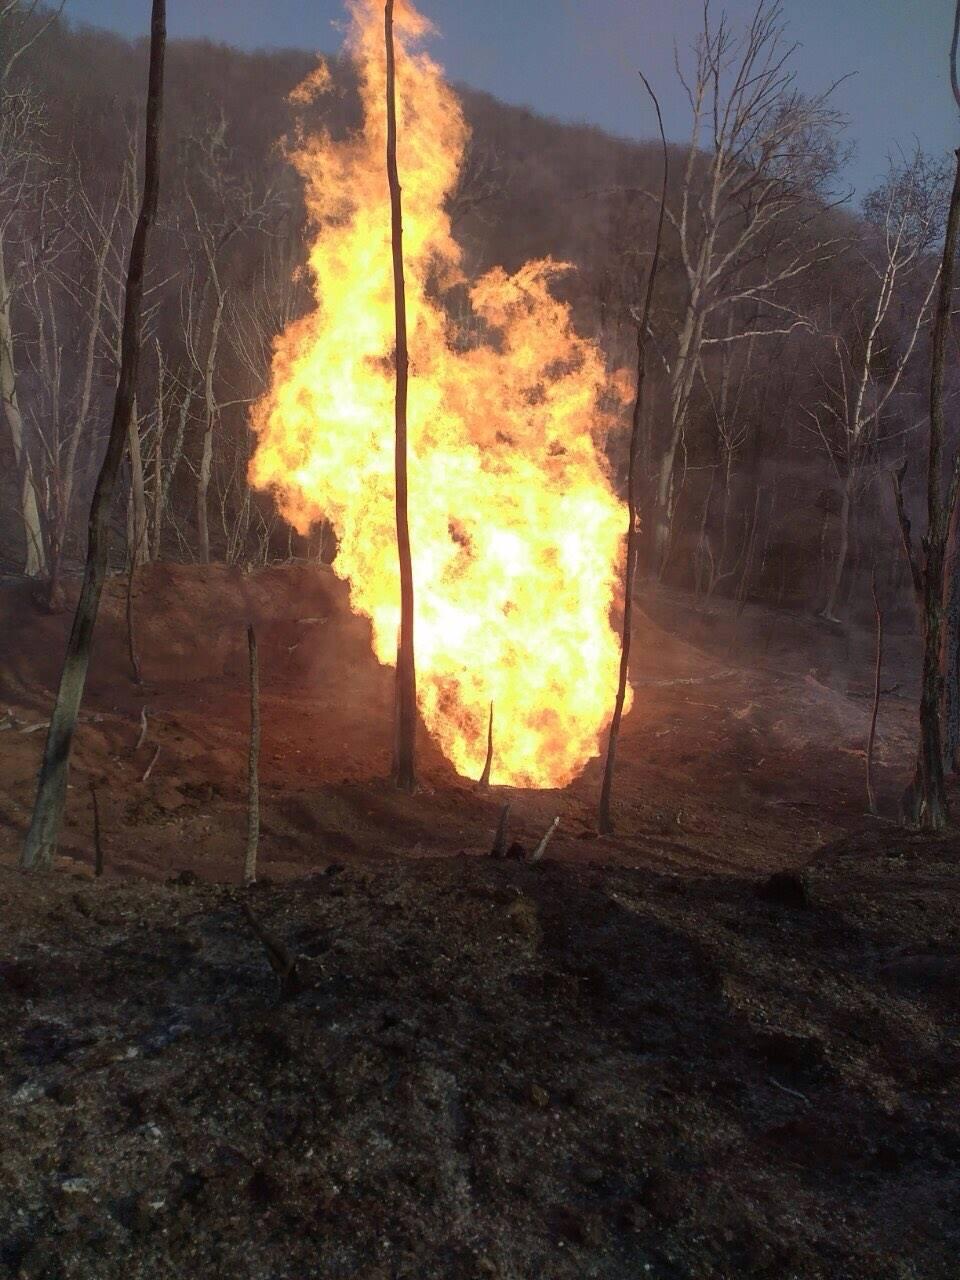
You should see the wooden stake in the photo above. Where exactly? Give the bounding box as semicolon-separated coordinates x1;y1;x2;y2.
241;900;302;999
141;745;160;783
89;781;103;878
20;0;167;870
531;816;559;863
244;624;261;886
134;706;148;752
490;803;511;858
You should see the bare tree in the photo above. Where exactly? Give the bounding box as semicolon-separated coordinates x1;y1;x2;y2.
693;320;762;597
598;74;668;836
20;147;137;606
0;2;63;85
808;152;945;621
21;0;166;871
385;0;416;792
180;111;280;564
648;0;845;574
0;27;49;576
891;0;960;832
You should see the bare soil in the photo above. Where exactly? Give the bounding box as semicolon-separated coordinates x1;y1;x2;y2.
0;564;956;1278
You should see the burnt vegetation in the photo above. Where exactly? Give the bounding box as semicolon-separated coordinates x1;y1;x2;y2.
1;0;960;1277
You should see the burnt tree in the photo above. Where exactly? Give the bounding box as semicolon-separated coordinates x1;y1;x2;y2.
21;0;166;870
385;0;417;792
892;0;960;830
598;73;668;835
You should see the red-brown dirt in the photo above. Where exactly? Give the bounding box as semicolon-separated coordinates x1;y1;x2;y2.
0;562;924;882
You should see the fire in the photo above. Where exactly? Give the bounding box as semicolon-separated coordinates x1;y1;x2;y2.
250;0;632;788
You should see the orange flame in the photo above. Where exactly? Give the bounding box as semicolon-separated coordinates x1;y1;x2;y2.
250;0;632;788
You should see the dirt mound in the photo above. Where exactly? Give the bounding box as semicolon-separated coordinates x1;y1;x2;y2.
0;562;370;696
0;565;926;884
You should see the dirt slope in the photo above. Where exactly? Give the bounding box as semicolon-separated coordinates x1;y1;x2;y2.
0;564;921;883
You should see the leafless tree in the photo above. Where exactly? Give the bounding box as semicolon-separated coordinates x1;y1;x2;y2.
598;73;668;836
0;10;53;577
385;0;416;792
891;0;960;832
807;152;946;621
19;144;141;604
693;320;762;597
21;0;166;870
648;0;845;574
180;110;281;564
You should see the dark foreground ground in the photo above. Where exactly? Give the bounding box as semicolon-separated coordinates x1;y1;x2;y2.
0;564;957;1278
1;837;958;1279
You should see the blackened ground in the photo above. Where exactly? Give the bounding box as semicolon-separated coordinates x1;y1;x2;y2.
0;836;958;1279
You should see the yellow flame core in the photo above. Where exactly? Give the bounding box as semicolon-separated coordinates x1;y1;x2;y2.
250;0;632;788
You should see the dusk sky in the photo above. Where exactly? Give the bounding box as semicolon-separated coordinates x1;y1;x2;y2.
63;1;958;202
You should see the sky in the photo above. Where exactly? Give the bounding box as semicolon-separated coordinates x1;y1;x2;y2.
64;0;959;203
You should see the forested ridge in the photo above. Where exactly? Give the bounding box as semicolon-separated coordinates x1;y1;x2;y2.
1;7;951;629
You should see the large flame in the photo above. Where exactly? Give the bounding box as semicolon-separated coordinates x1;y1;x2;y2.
250;0;631;788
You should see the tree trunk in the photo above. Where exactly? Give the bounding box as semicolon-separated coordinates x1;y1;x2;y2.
916;143;960;831
150;366;166;560
940;496;960;771
822;476;852;621
652;306;703;577
127;398;149;566
598;74;667;835
385;0;417;792
0;234;46;578
55;192;117;596
196;289;223;566
155;386;190;559
21;0;166;871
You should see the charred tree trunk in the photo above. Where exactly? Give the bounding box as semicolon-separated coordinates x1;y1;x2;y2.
89;781;104;878
919;136;960;826
385;0;417;793
941;496;960;771
912;2;960;828
21;0;166;870
894;146;960;832
598;74;667;835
